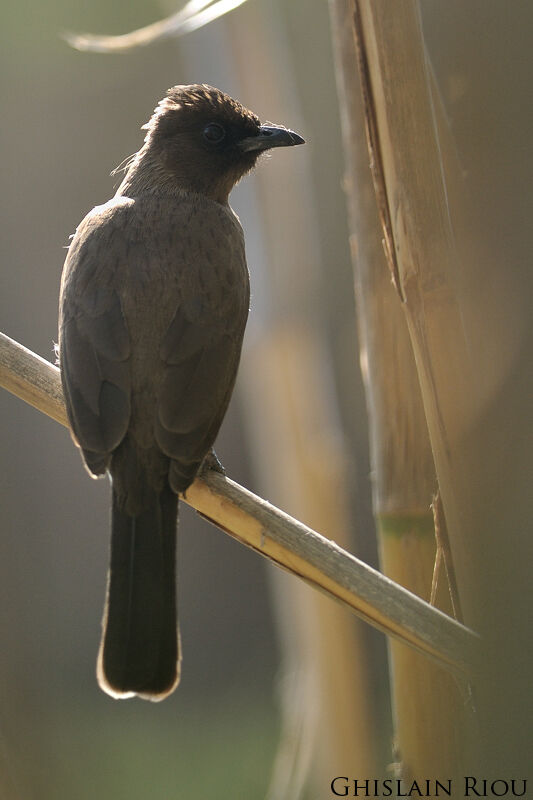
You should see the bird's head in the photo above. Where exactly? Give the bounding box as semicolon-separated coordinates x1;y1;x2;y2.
133;84;304;203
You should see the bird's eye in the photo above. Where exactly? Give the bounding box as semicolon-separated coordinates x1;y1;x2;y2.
203;123;226;144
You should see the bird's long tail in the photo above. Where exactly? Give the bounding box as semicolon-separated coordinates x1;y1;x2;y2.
97;484;180;701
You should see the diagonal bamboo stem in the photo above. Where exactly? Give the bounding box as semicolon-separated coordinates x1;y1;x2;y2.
0;330;478;674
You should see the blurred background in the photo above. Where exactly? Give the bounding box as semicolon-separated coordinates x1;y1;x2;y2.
0;0;380;797
1;0;532;797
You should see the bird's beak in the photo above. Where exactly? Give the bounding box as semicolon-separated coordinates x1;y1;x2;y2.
239;124;305;153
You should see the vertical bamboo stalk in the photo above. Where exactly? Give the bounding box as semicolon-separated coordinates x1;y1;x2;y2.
349;0;532;775
352;0;480;620
329;0;472;781
241;331;377;796
226;3;378;792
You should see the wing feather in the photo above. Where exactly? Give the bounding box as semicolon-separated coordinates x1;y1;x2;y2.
59;203;132;475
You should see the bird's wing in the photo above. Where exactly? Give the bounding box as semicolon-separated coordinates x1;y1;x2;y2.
155;221;249;490
59;205;132;475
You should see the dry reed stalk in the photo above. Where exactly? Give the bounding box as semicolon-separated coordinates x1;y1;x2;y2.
330;0;475;778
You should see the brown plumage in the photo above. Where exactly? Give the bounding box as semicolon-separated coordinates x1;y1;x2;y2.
58;84;304;700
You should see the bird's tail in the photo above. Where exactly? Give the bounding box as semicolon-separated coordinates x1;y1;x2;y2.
97;484;180;701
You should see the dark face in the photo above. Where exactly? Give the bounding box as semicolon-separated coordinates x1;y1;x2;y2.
154;108;262;198
144;85;304;203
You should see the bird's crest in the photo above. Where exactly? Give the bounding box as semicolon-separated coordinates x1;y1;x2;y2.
142;84;260;139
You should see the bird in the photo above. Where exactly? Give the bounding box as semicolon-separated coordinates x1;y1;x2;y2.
58;84;304;701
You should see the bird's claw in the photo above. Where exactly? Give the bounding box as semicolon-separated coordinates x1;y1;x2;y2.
200;448;226;477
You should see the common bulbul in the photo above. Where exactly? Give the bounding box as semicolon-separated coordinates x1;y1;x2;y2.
58;84;304;700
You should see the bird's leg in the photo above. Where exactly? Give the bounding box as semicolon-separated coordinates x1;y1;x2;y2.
199;447;226;477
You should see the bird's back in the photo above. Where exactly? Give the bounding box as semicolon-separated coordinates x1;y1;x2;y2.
60;191;250;508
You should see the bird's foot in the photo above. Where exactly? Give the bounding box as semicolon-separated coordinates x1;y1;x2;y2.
199;448;226;478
